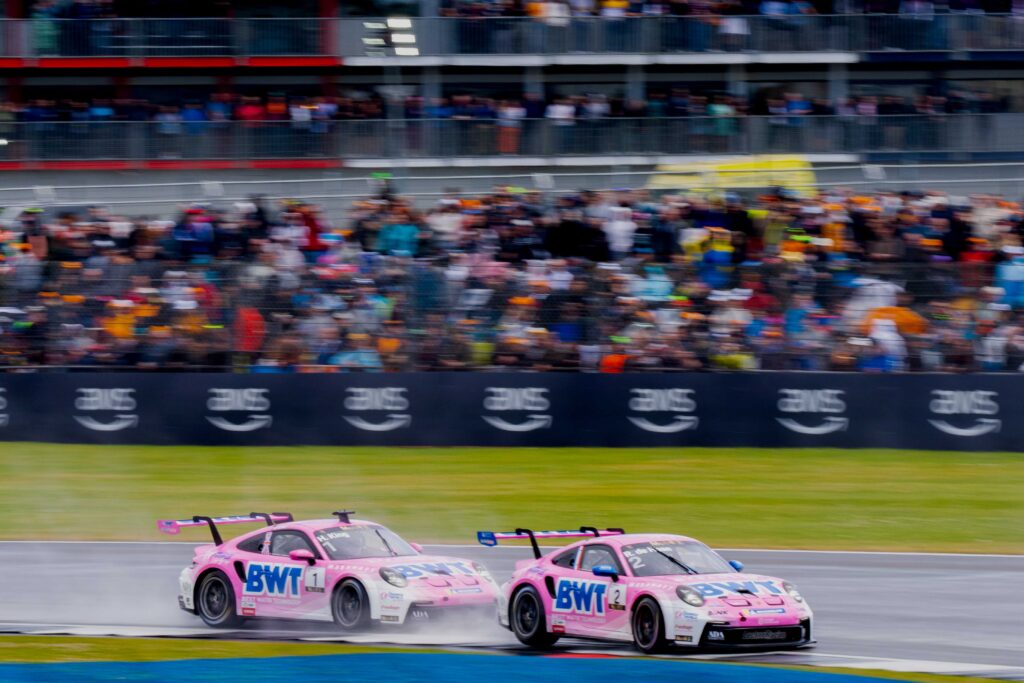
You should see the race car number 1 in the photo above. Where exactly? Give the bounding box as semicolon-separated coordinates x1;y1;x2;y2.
305;567;326;593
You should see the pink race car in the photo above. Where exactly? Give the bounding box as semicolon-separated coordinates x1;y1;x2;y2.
479;527;814;653
158;511;499;629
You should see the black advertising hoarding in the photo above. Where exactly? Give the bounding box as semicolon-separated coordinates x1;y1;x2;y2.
0;372;1015;450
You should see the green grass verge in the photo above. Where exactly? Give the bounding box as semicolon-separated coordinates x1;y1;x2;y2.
0;444;1021;552
0;636;421;663
0;637;1001;683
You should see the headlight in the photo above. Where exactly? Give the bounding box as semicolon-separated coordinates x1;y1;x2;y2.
379;567;408;587
783;581;803;602
472;562;494;581
676;585;705;607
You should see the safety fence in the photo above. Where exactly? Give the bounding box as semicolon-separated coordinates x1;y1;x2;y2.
2;16;1024;58
0;115;1014;161
0;372;1016;449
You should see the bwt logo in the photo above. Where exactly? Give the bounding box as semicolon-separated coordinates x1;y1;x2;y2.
243;562;302;598
74;388;138;431
482;387;552;432
343;387;411;431
206;388;272;432
628;388;699;433
553;579;607;615
928;390;1000;437
775;389;848;435
0;388;7;427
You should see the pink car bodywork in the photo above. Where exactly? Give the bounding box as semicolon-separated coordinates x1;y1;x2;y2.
159;512;499;627
482;529;814;650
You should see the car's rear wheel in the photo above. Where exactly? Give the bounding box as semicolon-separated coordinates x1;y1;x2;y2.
510;585;560;648
196;570;242;628
631;597;668;654
332;579;371;631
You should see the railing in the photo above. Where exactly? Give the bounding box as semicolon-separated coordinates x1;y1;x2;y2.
0;15;1023;58
0;115;1013;160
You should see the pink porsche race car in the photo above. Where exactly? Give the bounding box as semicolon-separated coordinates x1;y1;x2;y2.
479;527;813;653
158;510;499;629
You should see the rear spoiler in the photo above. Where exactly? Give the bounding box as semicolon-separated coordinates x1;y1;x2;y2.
477;527;625;559
157;512;293;545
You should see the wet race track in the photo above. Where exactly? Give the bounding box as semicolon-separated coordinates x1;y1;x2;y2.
1;543;1022;679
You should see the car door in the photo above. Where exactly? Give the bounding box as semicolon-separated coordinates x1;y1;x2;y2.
243;530;325;619
552;543;625;637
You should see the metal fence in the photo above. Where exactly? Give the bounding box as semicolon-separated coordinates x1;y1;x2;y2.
0;15;1023;58
0;115;1013;160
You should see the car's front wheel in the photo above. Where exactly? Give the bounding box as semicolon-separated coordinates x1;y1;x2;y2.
196;570;242;628
631;597;668;653
510;585;560;649
332;579;371;631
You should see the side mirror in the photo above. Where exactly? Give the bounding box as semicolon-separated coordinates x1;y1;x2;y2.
289;549;316;565
410;542;423;553
592;565;620;582
729;560;744;572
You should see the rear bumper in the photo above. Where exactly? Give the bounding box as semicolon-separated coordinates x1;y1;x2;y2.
696;619;813;649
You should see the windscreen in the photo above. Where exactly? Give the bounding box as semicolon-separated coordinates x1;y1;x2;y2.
314;525;417;560
622;540;733;577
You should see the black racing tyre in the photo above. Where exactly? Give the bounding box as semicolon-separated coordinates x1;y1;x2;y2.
332;579;371;631
196;570;242;628
631;596;669;654
510;585;560;649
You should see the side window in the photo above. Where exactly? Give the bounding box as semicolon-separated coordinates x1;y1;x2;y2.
237;532;268;554
269;531;317;558
551;547;579;569
579;544;624;573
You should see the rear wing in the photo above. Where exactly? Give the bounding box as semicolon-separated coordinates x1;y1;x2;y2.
477;527;625;559
157;511;293;545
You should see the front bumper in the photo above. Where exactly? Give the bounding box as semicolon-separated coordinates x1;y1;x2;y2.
698;619;813;649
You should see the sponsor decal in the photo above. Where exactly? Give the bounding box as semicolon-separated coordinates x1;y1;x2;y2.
240;596;256;616
675;635;693;642
0;387;7;427
73;388;138;431
928;390;1001;436
410;609;430;620
751;608;785;615
553;578;608;616
391;562;474;578
707;630;725;641
206;388;272;432
343;387;411;431
380;592;404;601
627;388;699;433
451;587;483;594
304;567;326;593
242;607;256;616
674;610;699;620
675;624;694;632
552;624;566;633
482;387;552;432
690;581;783;598
243;562;303;599
776;388;848;435
380;615;400;622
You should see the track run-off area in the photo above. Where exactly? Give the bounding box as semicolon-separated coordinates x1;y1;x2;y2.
0;542;1021;680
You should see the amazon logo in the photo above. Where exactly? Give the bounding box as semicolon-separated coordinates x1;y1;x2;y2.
928;390;1000;437
74;387;139;432
206;388;273;432
343;387;411;432
482;387;552;432
627;388;699;434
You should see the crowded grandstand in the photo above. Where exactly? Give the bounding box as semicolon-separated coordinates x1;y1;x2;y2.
1;187;1021;372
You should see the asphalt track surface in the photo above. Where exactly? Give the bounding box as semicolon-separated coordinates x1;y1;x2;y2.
1;542;1022;679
